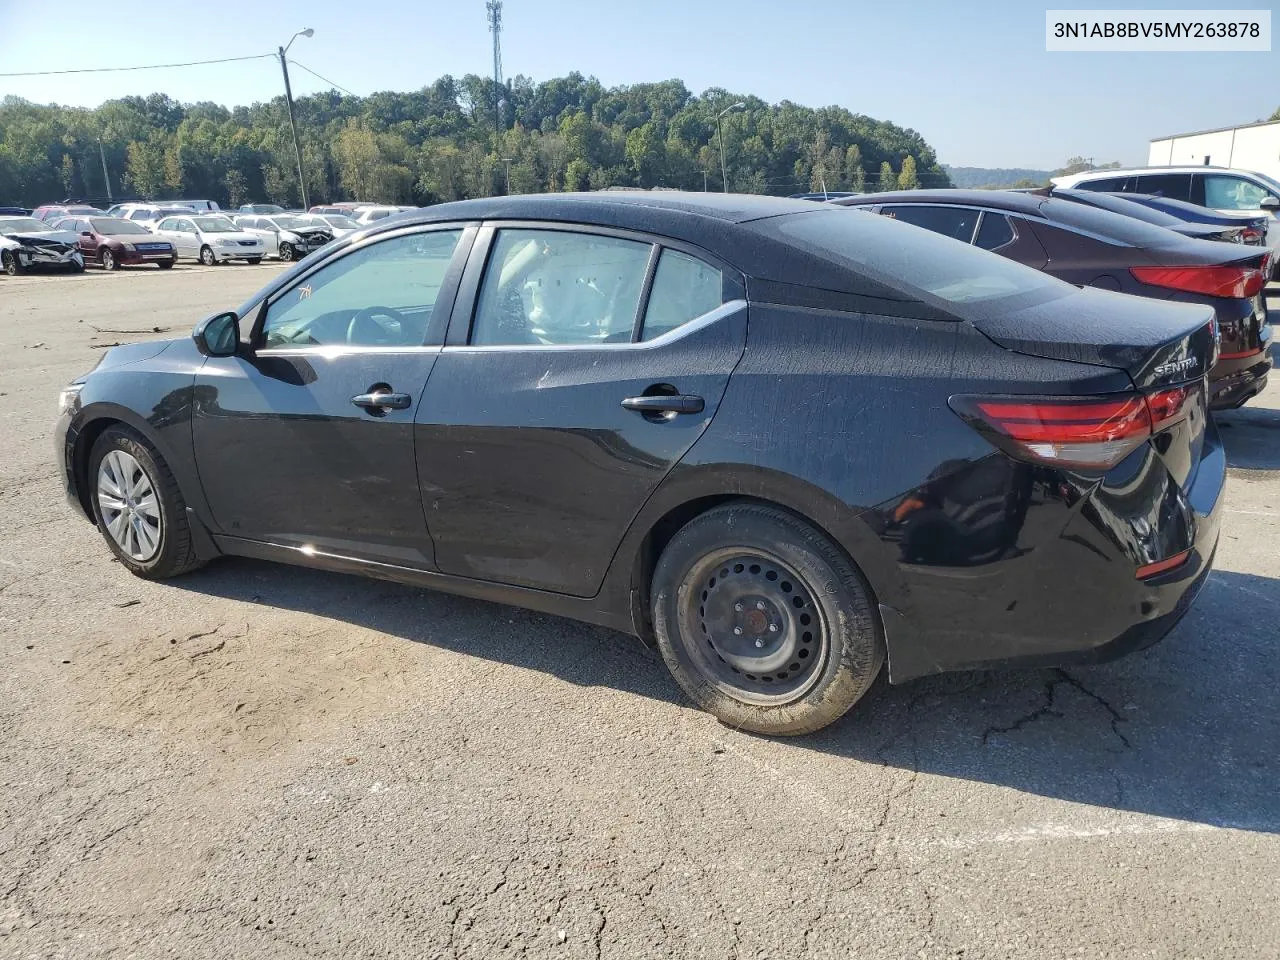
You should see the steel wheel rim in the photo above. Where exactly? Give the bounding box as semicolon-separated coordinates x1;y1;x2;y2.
96;450;161;562
676;548;830;706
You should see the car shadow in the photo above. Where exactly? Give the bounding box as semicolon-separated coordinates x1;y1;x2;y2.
1217;404;1280;470
174;560;1280;834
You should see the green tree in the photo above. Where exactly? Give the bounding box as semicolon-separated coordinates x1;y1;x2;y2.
877;160;895;192
845;144;865;192
897;155;919;190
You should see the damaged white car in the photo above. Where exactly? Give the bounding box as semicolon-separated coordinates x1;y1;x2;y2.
0;216;85;275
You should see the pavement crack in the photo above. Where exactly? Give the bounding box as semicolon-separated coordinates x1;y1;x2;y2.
982;677;1063;744
1052;668;1132;748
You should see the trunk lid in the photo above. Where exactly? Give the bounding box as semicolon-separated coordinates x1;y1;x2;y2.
968;285;1217;390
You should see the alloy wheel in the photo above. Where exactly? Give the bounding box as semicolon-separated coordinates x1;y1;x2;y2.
200;247;215;266
96;450;161;562
101;249;115;271
280;243;295;262
678;548;830;705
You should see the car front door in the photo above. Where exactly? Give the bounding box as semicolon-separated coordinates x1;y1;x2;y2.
192;224;473;568
415;224;748;597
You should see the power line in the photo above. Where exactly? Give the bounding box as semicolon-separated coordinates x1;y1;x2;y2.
286;58;359;98
0;53;275;78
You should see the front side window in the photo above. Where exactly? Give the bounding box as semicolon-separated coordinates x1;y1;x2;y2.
1204;175;1270;210
262;229;464;349
880;205;978;244
471;229;653;346
641;249;725;341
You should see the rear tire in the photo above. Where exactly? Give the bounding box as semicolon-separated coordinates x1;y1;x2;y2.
199;245;216;266
651;502;884;736
88;426;206;580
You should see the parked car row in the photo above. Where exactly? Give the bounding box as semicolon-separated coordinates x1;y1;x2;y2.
831;169;1275;411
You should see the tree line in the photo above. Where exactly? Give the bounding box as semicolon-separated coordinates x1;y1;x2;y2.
0;73;950;208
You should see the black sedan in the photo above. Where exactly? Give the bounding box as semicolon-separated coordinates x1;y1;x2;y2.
1044;187;1248;244
834;190;1271;410
56;194;1223;735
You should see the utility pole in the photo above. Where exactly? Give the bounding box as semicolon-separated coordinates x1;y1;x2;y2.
487;1;504;138
716;102;745;193
501;158;513;194
279;28;314;210
97;138;113;203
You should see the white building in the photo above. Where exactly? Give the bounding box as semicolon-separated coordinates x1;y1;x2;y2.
1149;119;1280;181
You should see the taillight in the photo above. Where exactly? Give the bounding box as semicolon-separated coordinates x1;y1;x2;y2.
1130;265;1265;298
1241;227;1264;244
950;385;1197;470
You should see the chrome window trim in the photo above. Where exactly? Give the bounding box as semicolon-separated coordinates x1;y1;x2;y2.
441;299;746;353
252;344;442;358
880;200;1133;247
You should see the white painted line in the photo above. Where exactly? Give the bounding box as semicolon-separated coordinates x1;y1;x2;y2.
900;816;1278;850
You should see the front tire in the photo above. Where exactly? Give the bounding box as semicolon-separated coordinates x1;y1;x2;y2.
246;257;262;265
100;249;117;271
199;245;216;266
88;426;206;579
651;503;885;736
157;258;174;269
2;250;21;276
278;242;295;262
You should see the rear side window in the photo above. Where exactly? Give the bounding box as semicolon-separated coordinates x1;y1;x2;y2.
1074;177;1122;192
471;229;652;346
1135;173;1192;201
975;213;1015;250
641;249;725;341
879;205;978;244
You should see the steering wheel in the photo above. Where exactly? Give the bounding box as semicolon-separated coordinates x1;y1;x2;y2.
346;305;405;345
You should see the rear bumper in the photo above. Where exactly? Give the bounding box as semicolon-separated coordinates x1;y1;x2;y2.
883;423;1225;683
1209;352;1272;410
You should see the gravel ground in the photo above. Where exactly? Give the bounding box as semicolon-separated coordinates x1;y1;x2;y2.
2;265;1279;959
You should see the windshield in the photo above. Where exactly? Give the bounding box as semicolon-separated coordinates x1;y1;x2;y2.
323;215;358;229
272;216;308;230
1251;172;1280;195
765;209;1071;306
0;217;53;233
92;218;152;235
194;217;237;233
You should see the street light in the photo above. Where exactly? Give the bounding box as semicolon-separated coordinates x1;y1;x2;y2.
716;102;745;193
279;28;314;210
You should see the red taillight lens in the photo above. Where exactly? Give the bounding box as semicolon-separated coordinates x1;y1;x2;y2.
1242;227;1264;244
1130;265;1265;298
951;386;1197;470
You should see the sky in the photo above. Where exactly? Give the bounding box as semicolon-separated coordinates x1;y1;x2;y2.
1;0;1276;171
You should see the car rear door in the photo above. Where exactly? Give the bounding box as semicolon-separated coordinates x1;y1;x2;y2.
192;223;474;568
415;223;747;597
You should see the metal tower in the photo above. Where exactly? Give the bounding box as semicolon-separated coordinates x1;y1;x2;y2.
486;0;503;135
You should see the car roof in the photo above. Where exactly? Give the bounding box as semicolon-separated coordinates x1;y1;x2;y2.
833;189;1050;216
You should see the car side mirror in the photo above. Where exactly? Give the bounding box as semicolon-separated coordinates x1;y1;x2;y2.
81;231;92;237
1260;196;1280;211
192;312;241;358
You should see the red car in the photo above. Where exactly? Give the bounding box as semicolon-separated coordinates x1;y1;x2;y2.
33;204;104;223
51;215;177;270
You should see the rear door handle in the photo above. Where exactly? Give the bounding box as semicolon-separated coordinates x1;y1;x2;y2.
621;394;704;415
351;390;412;411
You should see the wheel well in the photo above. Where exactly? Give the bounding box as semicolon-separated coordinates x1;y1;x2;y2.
71;417;120;518
630;494;854;635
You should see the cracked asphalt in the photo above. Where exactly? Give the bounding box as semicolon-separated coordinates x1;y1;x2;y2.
2;266;1279;959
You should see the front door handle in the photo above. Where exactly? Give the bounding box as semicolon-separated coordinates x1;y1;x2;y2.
621;394;704;415
351;390;412;412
